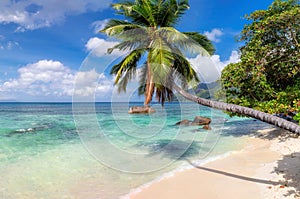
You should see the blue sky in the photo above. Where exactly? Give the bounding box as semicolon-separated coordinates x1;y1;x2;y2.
0;0;274;102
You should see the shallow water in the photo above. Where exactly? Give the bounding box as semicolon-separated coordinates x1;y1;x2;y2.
0;102;272;198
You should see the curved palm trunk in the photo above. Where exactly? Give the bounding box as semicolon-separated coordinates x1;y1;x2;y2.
173;85;300;135
144;76;155;106
144;59;155;106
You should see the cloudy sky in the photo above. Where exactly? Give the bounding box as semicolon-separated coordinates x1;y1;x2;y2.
0;0;274;102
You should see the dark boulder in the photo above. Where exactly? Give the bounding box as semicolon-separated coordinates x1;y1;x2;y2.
203;125;212;130
175;116;212;130
191;116;211;126
175;119;191;126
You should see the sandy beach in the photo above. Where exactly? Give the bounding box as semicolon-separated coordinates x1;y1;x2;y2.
129;128;300;199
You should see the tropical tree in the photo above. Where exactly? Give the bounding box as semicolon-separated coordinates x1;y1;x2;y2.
101;0;300;134
221;0;300;124
101;0;215;107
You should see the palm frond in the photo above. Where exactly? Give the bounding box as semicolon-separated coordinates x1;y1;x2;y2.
105;27;150;54
155;72;174;106
107;40;141;53
172;53;200;89
113;27;149;44
138;64;147;95
158;0;190;27
101;19;142;36
132;0;156;26
148;37;174;85
157;27;210;56
117;67;137;93
110;49;145;85
112;0;156;27
183;32;215;55
112;1;135;16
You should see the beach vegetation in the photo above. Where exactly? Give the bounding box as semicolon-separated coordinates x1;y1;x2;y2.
221;0;300;124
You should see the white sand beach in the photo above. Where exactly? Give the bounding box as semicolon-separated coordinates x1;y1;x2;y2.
129;128;300;199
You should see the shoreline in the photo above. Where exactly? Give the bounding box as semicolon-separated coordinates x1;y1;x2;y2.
126;128;300;199
121;151;236;199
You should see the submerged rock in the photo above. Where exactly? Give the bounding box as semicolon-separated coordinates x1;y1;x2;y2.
128;106;156;114
176;116;212;130
11;127;37;134
175;119;191;125
191;116;211;126
14;128;34;133
10;123;53;135
203;125;212;130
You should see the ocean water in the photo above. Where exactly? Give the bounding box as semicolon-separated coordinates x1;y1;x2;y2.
0;102;272;199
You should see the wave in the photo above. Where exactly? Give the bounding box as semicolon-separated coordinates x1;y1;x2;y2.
10;123;53;134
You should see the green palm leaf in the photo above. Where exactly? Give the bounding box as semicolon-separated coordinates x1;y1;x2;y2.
110;48;145;86
158;27;210;56
101;19;142;36
117;67;137;92
183;32;215;55
158;0;190;26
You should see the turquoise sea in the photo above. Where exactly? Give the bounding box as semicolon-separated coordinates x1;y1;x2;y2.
0;102;272;199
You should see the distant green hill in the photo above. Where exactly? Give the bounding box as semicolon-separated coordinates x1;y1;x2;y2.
194;81;221;99
173;81;221;102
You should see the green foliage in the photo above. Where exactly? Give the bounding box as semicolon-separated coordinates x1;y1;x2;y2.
221;0;300;123
294;113;300;125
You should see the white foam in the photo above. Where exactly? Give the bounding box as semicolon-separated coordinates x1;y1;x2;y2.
15;128;26;132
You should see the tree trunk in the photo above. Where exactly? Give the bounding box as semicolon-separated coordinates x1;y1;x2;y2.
144;76;154;106
144;59;155;106
173;84;300;135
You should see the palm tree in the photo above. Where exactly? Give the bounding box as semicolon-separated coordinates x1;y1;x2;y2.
101;0;214;107
101;0;300;134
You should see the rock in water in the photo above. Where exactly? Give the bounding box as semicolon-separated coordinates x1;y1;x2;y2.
175;116;212;130
203;125;212;130
191;116;211;126
175;119;191;126
128;106;156;114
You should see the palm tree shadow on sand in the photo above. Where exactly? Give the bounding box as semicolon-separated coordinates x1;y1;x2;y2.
186;128;300;195
273;152;300;197
136;135;284;187
184;158;282;186
136;139;204;160
137;127;300;189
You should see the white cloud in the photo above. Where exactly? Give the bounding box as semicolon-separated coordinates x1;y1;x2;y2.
85;37;123;57
1;60;75;97
204;28;224;43
92;19;110;34
211;50;240;71
74;69;113;97
0;0;112;30
227;50;240;64
189;50;240;82
0;60;114;101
